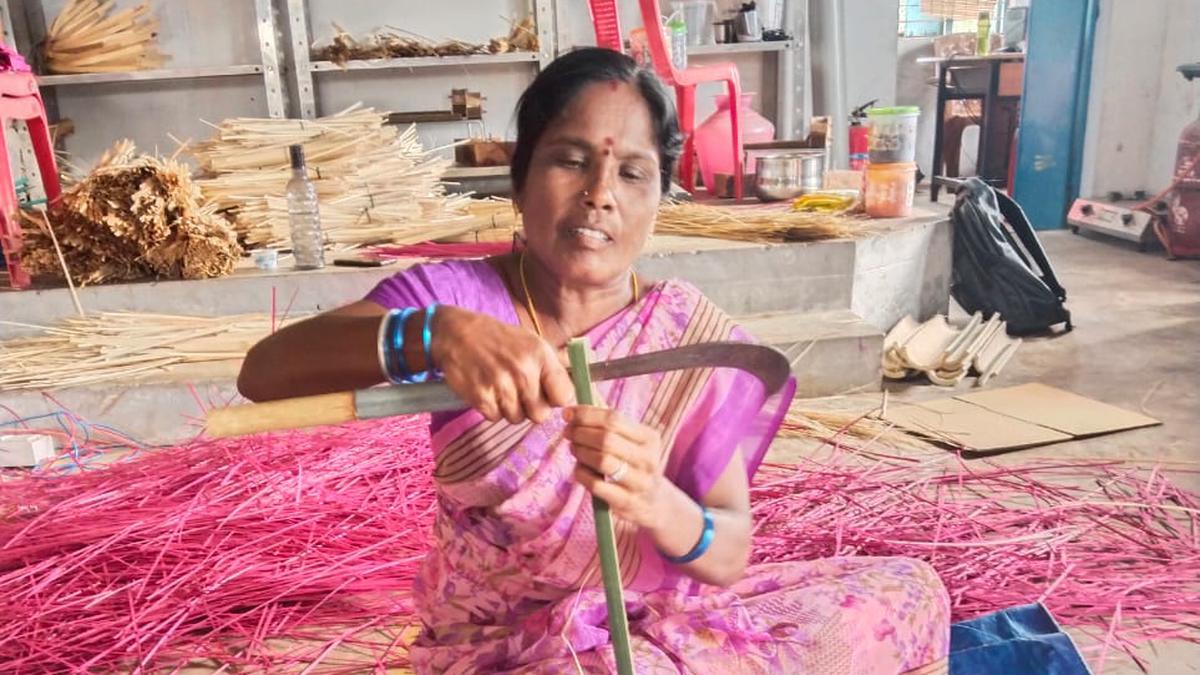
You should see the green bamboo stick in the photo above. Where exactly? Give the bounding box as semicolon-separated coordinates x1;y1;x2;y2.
567;337;635;675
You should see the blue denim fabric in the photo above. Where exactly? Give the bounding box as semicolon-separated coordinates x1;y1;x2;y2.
949;604;1092;675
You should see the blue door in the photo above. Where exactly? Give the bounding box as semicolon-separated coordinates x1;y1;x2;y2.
1012;0;1100;230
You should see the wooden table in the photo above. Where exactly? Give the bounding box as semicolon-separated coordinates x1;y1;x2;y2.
917;52;1025;201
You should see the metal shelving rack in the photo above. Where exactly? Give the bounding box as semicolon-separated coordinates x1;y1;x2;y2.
0;0;287;120
3;0;812;171
285;0;557;120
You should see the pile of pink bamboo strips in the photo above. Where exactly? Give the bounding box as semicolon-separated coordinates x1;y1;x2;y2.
0;411;1196;671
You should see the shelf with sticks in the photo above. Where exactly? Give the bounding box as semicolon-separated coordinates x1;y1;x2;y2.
36;65;268;87
307;52;540;73
687;40;797;56
285;0;557;119
0;0;287;119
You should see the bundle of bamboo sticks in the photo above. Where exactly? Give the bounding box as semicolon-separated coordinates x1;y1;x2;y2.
42;0;168;74
190;105;482;250
654;203;856;243
0;312;291;391
313;17;538;66
19;140;241;285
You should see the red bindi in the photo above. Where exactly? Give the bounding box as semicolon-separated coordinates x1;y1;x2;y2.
609;81;619;90
604;137;614;146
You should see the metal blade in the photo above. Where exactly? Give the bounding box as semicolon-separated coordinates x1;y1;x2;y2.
353;341;790;420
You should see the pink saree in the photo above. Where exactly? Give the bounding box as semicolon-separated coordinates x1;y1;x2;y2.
367;260;950;674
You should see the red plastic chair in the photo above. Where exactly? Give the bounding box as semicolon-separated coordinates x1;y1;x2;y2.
587;0;624;51
0;71;61;289
586;1;744;199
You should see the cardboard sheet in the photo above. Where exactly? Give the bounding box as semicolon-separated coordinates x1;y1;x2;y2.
883;398;1072;453
882;383;1161;455
955;383;1161;437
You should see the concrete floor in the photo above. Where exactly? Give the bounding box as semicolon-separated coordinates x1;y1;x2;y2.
772;230;1200;674
890;230;1199;487
917;230;1199;675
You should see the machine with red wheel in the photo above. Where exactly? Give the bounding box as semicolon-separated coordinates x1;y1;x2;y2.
1068;62;1200;259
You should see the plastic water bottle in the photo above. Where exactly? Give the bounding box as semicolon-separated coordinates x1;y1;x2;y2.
667;13;687;70
286;144;325;270
976;10;991;55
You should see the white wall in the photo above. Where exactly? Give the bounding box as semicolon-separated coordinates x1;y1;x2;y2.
809;0;899;168
896;37;937;177
1081;0;1200;197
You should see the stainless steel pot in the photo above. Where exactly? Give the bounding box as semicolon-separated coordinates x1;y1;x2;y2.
752;151;825;201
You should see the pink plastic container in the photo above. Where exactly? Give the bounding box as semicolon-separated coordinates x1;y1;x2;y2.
694;92;774;196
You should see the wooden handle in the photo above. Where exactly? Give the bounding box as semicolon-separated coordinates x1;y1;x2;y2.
205;392;356;439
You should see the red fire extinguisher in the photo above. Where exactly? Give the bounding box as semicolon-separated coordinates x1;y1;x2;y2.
848;100;876;171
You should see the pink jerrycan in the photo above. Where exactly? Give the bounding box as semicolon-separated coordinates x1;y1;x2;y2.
694;92;774;196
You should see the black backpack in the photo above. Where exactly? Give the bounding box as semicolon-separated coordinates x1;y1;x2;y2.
949;178;1072;335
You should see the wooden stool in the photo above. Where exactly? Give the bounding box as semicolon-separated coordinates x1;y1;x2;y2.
0;70;62;289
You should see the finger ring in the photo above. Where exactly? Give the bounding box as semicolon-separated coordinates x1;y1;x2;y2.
605;460;629;484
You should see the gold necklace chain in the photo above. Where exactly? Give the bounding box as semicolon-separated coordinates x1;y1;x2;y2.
519;251;639;339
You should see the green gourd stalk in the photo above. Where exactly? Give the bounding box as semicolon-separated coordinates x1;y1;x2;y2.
567;338;635;675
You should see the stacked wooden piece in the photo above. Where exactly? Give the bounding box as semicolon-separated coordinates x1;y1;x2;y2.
883;313;1022;387
190;105;479;250
19;140;241;285
42;0;168;74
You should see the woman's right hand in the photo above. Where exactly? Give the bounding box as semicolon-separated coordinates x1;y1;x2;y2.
430;306;575;424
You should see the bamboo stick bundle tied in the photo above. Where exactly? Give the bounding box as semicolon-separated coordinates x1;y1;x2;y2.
190;105;483;250
41;0;168;74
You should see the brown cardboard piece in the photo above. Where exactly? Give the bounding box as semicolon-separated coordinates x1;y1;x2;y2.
882;383;1161;455
956;383;1161;436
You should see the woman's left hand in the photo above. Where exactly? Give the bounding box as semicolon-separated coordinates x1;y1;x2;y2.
565;405;670;532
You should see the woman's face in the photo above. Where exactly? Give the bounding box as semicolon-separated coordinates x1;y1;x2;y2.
515;80;662;289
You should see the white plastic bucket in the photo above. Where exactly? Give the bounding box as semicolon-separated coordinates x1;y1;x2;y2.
867;107;920;164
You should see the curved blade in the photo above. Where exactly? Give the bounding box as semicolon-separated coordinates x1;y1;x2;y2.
589;341;791;394
354;341;791;420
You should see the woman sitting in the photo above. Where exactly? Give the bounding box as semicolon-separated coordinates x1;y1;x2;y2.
238;47;950;674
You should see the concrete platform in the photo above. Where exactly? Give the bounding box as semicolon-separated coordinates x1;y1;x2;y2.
741;309;884;398
0;207;951;442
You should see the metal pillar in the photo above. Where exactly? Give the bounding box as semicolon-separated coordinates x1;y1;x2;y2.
285;0;317;119
256;0;287;118
534;0;556;68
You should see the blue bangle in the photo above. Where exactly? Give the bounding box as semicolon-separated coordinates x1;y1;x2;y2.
381;309;403;384
385;307;418;384
422;304;438;375
661;505;714;564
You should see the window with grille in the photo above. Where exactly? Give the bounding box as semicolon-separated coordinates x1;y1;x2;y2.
899;0;998;38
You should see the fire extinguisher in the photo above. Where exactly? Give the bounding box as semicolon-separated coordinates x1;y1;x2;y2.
849;99;877;171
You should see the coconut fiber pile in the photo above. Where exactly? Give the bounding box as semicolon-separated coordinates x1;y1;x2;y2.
20;140;241;285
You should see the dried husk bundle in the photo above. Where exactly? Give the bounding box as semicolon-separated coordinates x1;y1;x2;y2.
19;140;241;285
313;16;538;66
